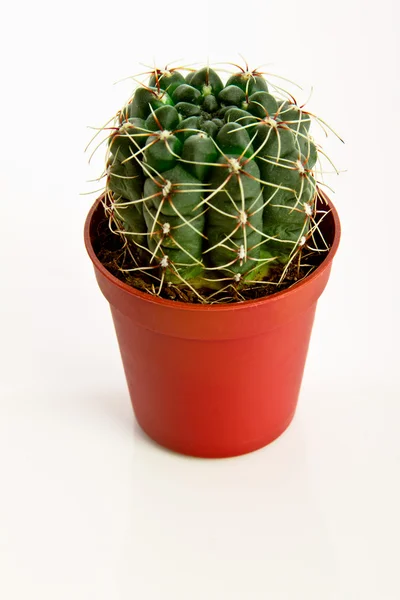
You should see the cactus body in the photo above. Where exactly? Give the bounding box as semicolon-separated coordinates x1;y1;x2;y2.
105;65;321;292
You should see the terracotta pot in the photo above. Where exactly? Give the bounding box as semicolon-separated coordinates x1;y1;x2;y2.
84;193;340;458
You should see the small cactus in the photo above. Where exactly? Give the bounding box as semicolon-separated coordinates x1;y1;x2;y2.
93;61;338;302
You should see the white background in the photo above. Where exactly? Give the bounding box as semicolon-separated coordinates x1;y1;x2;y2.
1;1;399;598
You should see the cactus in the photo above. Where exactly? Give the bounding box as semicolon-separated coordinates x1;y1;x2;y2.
96;62;337;302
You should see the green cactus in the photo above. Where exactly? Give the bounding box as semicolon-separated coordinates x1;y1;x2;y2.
102;63;332;300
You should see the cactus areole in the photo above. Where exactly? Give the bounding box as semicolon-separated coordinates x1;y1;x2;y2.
92;62;339;304
85;61;341;457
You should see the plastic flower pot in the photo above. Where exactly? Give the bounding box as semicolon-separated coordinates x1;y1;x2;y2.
84;193;340;458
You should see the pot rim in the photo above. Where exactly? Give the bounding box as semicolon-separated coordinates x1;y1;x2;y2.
84;189;341;313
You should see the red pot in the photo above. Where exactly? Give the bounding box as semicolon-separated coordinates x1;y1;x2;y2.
85;194;340;458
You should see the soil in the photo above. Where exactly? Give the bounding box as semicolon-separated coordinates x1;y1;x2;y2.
92;215;328;304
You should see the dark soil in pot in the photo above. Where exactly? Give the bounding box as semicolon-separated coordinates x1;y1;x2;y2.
91;190;332;305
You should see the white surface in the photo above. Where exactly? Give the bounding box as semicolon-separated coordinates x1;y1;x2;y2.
1;1;399;598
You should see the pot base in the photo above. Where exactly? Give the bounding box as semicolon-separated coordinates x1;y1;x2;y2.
136;410;296;459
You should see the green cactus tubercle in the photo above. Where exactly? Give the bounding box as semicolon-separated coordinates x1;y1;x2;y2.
105;66;319;291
